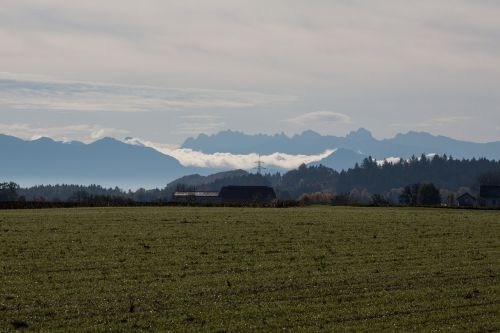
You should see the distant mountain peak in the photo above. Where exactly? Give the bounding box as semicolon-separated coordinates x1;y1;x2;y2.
297;130;321;138
90;137;122;145
346;128;373;141
310;147;366;171
32;137;56;144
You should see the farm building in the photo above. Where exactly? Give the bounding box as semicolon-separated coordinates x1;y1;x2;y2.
219;186;276;203
171;191;219;203
479;185;500;208
456;193;476;207
172;186;276;204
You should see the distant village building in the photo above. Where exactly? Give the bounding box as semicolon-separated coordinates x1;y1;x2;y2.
172;186;276;204
456;193;476;207
171;191;219;204
479;185;500;208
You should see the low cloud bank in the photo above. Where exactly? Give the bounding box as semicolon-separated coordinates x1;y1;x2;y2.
125;138;335;170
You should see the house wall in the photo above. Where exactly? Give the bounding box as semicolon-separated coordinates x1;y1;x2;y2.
457;196;475;207
171;195;220;204
484;198;500;208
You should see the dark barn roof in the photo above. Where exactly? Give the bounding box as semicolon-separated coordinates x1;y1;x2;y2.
457;193;475;200
480;185;500;199
456;192;476;207
218;186;276;202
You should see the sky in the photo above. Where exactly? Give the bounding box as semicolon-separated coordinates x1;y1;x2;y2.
1;0;500;146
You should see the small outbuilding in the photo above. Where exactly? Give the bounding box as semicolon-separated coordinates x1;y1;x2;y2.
456;192;476;207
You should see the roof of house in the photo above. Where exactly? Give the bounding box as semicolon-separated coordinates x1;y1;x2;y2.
173;191;219;197
480;185;500;199
457;192;476;200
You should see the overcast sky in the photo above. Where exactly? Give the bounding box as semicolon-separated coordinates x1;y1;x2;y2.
1;0;500;145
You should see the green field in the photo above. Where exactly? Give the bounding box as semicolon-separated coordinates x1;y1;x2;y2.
1;207;499;332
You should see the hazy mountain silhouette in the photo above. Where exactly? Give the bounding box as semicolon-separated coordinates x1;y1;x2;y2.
182;128;500;160
310;148;367;171
182;130;333;155
167;169;249;189
2;128;500;188
0;134;197;188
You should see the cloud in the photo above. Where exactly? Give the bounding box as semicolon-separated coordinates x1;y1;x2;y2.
376;157;403;166
376;154;438;167
125;137;335;170
390;116;472;128
3;1;499;91
174;115;226;135
0;123;129;142
432;116;472;124
288;111;352;125
1;1;500;142
0;72;296;113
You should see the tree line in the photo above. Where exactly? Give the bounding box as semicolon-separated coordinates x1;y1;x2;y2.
1;154;499;205
272;155;500;201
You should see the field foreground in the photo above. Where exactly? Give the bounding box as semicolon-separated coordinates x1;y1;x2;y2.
0;206;499;332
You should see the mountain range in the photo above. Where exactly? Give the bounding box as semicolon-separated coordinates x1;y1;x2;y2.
183;128;500;160
1;129;499;188
0;134;197;188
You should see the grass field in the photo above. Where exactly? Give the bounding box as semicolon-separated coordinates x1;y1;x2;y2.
0;206;499;332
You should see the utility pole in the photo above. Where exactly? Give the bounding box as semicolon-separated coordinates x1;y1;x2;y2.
253;154;266;175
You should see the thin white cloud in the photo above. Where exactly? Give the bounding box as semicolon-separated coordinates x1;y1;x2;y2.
0;123;129;142
432;116;472;124
390;116;472;128
174;114;226;135
288;111;352;125
0;72;296;113
125;137;335;170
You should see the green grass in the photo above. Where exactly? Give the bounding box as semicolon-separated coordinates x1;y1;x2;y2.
0;206;499;332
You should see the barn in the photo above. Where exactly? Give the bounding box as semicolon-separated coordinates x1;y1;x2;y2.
218;186;276;203
172;186;276;204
